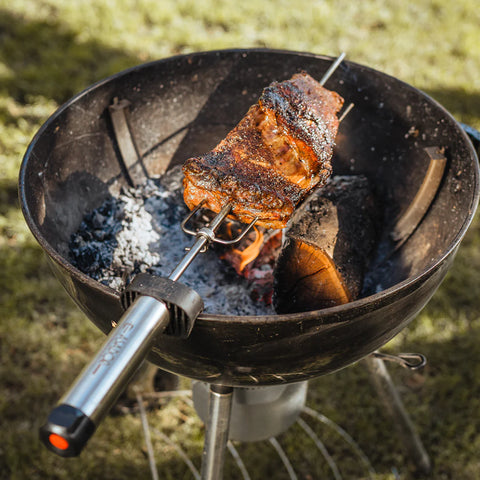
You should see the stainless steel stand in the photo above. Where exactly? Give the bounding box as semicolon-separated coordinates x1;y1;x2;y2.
200;385;234;480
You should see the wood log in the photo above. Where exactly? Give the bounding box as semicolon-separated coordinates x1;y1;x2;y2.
273;175;380;313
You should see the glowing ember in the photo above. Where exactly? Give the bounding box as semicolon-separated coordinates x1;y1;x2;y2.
230;226;265;273
220;229;283;306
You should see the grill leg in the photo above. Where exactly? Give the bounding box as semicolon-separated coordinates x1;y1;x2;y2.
200;384;234;480
364;356;432;475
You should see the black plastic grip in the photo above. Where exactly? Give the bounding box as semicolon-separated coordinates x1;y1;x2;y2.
39;404;96;457
121;273;204;337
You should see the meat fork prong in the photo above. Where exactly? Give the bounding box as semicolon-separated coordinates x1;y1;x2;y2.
211;215;259;246
181;201;258;246
181;199;207;237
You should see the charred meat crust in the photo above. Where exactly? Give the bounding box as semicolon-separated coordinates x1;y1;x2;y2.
259;73;343;165
182;72;344;229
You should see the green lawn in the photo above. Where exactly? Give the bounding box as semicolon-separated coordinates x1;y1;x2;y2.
1;1;479;479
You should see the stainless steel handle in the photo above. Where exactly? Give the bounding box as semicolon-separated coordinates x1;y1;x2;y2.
63;295;169;421
40;295;170;456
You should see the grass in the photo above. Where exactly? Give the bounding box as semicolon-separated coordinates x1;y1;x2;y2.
1;0;479;479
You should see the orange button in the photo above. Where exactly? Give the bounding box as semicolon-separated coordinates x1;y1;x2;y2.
49;433;69;450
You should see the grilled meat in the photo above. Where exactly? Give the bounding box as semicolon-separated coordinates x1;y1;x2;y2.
182;72;344;228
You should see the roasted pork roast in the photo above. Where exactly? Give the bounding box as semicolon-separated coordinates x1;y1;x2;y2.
182;72;344;228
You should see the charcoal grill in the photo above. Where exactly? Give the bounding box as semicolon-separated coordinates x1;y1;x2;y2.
19;49;479;477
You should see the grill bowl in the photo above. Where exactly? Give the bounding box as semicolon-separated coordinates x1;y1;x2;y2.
19;49;479;386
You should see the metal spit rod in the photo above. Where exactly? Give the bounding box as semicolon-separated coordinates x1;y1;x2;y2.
320;52;346;85
39;52;347;465
39;202;256;457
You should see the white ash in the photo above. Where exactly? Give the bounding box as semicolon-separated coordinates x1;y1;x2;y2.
70;166;274;316
109;189;161;289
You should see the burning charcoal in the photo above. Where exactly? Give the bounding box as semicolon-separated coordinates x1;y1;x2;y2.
70;238;117;278
69;197;123;277
69;165;275;316
273;175;380;313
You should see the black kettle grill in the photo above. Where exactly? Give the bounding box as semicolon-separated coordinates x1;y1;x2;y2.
19;49;479;476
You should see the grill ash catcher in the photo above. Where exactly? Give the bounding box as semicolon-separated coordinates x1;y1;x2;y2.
19;49;479;478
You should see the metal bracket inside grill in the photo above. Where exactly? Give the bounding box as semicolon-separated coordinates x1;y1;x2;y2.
391;146;447;244
108;97;149;187
121;273;204;338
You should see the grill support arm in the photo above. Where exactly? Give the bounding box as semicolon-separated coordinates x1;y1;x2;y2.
364;355;431;475
200;385;234;480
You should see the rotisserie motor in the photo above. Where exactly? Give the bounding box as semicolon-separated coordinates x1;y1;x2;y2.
182;72;344;228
